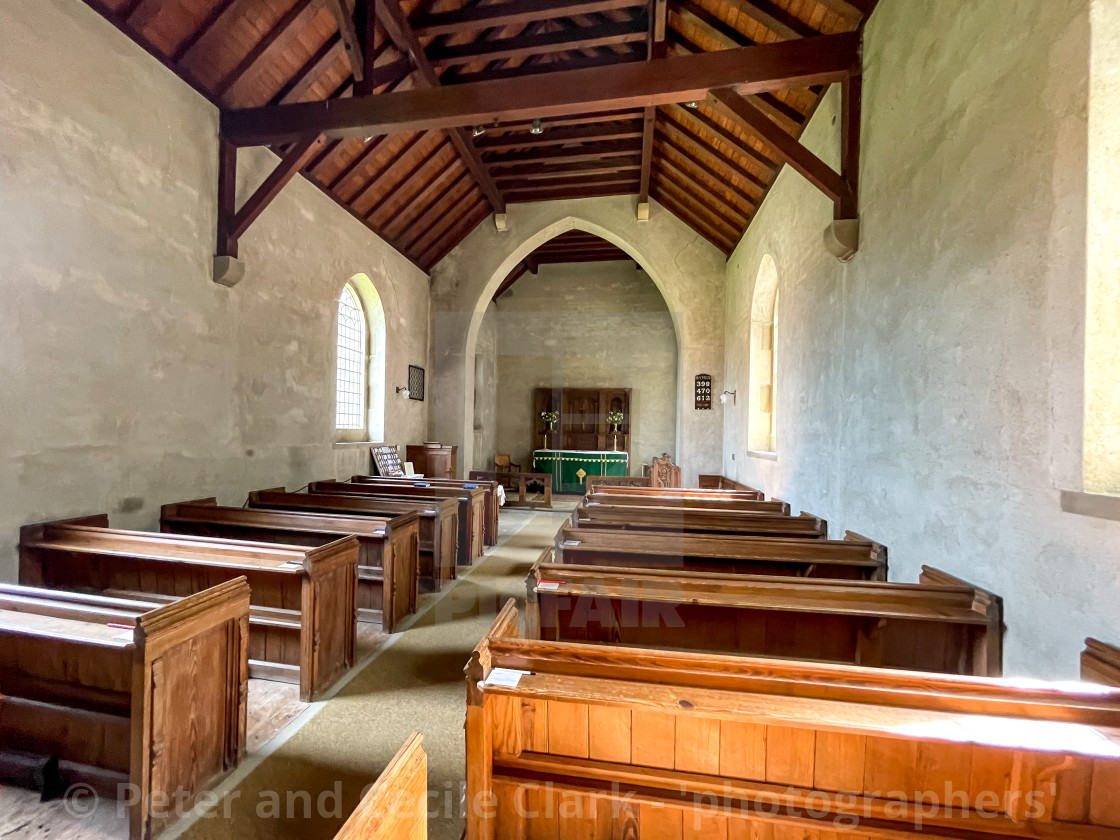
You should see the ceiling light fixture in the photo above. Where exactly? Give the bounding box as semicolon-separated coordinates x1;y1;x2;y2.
473;125;486;137
530;118;544;135
685;101;699;109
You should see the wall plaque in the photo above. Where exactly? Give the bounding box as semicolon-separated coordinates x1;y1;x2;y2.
695;374;712;410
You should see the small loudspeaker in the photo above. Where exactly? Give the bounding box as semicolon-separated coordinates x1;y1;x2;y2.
212;255;245;287
824;218;860;262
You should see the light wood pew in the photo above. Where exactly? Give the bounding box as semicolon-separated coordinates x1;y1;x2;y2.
465;599;1120;840
526;553;1003;675
248;488;458;590
1085;639;1120;687
574;502;828;539
0;580;249;840
586;475;652;492
19;516;356;702
558;526;887;579
311;479;484;566
587;484;766;501
353;473;500;547
334;733;427;840
698;473;763;494
160;498;418;632
586;491;789;513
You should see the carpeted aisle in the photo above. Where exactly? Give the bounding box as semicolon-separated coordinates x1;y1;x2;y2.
172;508;567;840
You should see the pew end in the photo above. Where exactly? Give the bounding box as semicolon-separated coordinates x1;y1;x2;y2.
333;734;427;840
1084;638;1120;687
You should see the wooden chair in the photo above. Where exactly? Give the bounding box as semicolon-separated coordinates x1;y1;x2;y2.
649;452;682;488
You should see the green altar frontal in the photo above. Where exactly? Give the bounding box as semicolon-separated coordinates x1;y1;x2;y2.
532;449;629;494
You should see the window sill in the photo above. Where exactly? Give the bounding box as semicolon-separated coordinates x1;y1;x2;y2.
747;450;778;461
1060;490;1120;522
333;440;378;449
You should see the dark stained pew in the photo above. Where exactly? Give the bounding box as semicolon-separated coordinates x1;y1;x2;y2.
352;474;500;547
586;484;767;502
1084;638;1120;687
248;488;458;590
160;498;418;632
19;516;357;702
310;479;485;566
557;525;887;579
526;552;1004;676
465;599;1120;840
573;501;828;538
0;580;250;840
697;474;763;495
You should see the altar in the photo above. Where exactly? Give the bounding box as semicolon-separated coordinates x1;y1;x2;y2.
533;449;629;494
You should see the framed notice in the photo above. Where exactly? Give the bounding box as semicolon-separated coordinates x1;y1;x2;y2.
695;374;712;410
408;365;425;401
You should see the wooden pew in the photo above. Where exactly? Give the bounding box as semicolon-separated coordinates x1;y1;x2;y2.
334;733;427;840
526;553;1003;675
352;473;500;547
587;484;765;501
0;580;249;840
557;526;887;579
465;599;1120;840
311;479;484;566
470;469;554;510
574;502;828;539
1084;638;1120;687
248;488;458;590
698;473;763;494
586;491;789;513
19;516;356;702
160;498;418;632
586;474;652;492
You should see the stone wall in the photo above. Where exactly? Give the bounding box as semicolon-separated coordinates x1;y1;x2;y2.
429;195;725;486
0;0;430;579
722;0;1119;677
484;261;678;472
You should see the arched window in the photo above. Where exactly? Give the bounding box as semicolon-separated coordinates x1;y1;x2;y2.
748;255;779;454
336;284;368;432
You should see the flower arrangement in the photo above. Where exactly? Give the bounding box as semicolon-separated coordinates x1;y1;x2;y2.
606;410;625;426
540;410;559;425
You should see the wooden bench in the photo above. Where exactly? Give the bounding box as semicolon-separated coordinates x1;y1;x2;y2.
557;526;887;579
19;516;357;702
333;733;427;840
248;488;458;591
698;473;763;494
352;474;500;547
311;479;484;566
470;470;554;509
587;484;765;501
160;498;418;632
526;553;1003;675
586;491;789;513
0;580;250;840
586;474;652;492
465;599;1120;840
574;502;828;539
1085;638;1120;687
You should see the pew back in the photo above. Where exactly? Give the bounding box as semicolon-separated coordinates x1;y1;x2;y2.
574;503;828;538
334;734;427;840
1085;639;1120;688
465;600;1120;840
352;474;499;547
586;492;788;513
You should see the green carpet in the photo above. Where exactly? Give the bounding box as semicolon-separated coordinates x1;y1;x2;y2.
173;509;566;840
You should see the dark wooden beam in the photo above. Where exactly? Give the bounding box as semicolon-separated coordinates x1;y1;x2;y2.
216;138;239;258
325;0;367;81
490;110;644;133
426;19;648;68
221;33;861;145
639;0;666;210
638;106;655;205
503;172;640;193
272;36;344;105
231;135;329;241
491;156;643;179
353;0;379;95
506;183;638;203
721;0;816;39
474;122;643;151
124;0;166;30
173;0;246;63
415;0;645;36
709;87;854;216
485;141;643;167
439;48;645;85
840;73;861;220
375;0;505;213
